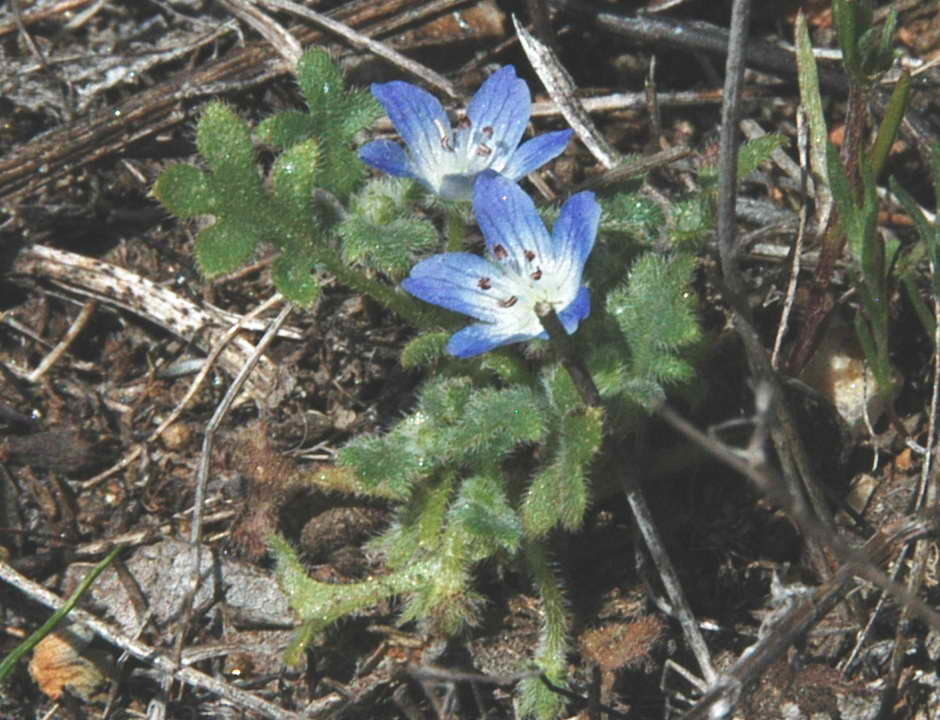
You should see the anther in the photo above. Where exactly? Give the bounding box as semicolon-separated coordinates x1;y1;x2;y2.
499;296;518;308
481;125;494;138
493;244;508;260
524;250;535;262
475;143;492;157
478;277;492;290
530;268;542;281
457;116;472;130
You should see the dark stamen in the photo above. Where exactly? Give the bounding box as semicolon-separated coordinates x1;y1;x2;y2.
478;277;492;290
440;135;454;151
481;125;494;138
475;143;492;157
530;268;542;281
499;296;518;308
524;250;535;262
457;116;472;130
493;244;507;260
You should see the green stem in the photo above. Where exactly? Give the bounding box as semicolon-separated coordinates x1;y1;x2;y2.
445;206;465;252
0;545;123;683
525;541;569;680
536;304;601;407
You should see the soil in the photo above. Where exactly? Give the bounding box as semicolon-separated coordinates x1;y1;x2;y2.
3;1;940;719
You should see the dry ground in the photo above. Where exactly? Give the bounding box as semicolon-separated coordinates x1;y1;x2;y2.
3;1;940;718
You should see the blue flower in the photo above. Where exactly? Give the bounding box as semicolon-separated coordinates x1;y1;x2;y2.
402;172;599;358
360;66;572;202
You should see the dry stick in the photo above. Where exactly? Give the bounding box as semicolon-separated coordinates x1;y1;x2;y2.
514;16;621;170
570;146;691;193
9;0;47;66
532;88;768;120
714;0;839;588
0;0;93;38
81;293;286;491
12;245;291;401
674;503;940;719
536;305;717;685
656;400;940;716
770;108;809;369
0;560;304;720
545;0;849;93
0;0;435;202
660;394;940;636
26;299;96;383
645;55;662;151
875;290;940;711
254;0;460;100
177;302;293;667
220;0;303;66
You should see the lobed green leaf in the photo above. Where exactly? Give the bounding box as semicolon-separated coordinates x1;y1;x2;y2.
152;164;212;219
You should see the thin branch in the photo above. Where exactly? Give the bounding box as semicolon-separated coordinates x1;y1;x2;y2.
177;302;293;664
679;503;940;719
220;0;303;67
514;16;620;169
254;0;460;100
80;293;286;491
26;299;96;383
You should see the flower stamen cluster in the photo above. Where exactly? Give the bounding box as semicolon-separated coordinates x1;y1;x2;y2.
359;66;572;202
360;66;599;358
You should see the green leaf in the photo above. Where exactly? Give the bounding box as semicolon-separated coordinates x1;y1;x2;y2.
271;253;321;306
271;534;422;639
449;474;522;554
196;102;255;174
339;215;438;278
868;70;910;182
608;252;701;389
194;221;259;277
599;192;664;242
272;138;320;217
833;0;861;78
669;195;713;247
297;49;347;118
737;134;787;180
152;164;212;218
401;332;449;368
827;141;858;231
523;407;603;536
418;376;474;425
437;386;548;463
256;110;315;150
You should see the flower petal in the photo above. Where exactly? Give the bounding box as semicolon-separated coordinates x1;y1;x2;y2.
359;140;413;178
501;129;573;181
371;81;448;172
447;322;538;358
552;190;600;271
466;66;530;163
473;172;552;270
402;252;509;322
557;285;591;334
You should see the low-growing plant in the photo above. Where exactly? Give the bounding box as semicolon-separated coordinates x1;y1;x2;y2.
153;49;784;718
